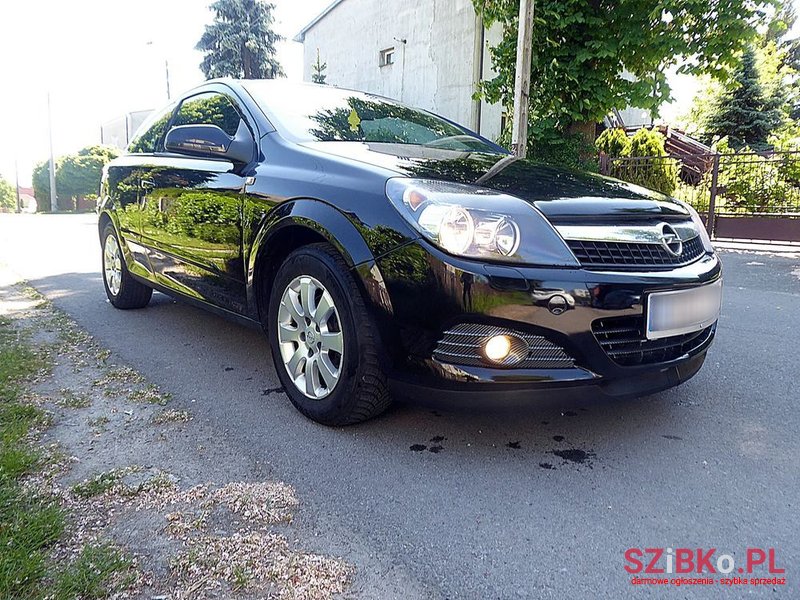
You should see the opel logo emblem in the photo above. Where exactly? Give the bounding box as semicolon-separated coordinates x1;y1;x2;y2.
659;223;683;257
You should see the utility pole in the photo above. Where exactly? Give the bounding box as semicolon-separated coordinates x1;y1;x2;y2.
14;159;21;213
165;59;171;100
147;42;171;100
47;92;58;212
511;0;534;158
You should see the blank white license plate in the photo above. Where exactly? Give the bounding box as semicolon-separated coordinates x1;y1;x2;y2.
645;280;722;340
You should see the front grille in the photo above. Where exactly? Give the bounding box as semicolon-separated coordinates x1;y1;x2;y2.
592;315;714;366
433;323;574;369
567;235;705;269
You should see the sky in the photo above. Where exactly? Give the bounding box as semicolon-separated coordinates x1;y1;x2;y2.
0;0;330;187
0;1;796;188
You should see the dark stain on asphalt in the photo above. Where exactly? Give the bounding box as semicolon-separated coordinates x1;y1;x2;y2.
541;421;549;425
506;441;521;449
553;435;565;442
410;444;427;452
261;387;284;396
579;408;588;412
428;445;443;453
431;410;442;417
539;462;555;470
551;448;595;464
662;435;683;440
430;435;446;443
224;367;234;371
562;411;578;417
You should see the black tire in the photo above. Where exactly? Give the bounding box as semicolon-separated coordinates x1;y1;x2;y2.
267;243;391;425
101;223;152;309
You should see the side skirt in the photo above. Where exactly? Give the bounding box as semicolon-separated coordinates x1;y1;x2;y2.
129;272;263;332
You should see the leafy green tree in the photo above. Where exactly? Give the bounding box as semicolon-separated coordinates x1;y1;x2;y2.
32;145;119;212
196;0;284;79
311;48;327;84
705;47;782;150
57;145;120;207
32;160;53;212
475;0;775;147
0;178;16;212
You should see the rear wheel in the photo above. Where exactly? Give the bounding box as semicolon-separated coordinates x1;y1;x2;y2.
268;243;391;425
101;224;152;309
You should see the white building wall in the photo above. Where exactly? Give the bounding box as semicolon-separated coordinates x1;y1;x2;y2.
300;0;504;142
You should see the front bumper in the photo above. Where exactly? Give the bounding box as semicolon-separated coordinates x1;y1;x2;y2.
372;239;721;402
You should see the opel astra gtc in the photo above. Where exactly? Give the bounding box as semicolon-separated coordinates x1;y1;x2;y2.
97;80;722;425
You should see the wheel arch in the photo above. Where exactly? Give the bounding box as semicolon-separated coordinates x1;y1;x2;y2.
248;198;394;326
98;210;114;241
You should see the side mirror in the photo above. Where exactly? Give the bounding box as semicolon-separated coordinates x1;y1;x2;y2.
164;121;254;164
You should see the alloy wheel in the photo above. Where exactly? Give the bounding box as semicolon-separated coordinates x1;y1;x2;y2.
277;275;344;399
103;234;122;297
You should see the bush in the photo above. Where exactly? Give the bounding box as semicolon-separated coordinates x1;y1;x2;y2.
602;127;678;195
595;127;630;157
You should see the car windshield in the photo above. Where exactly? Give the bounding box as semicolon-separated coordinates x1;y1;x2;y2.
243;82;502;153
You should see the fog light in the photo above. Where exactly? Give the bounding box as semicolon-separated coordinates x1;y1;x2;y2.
484;335;512;362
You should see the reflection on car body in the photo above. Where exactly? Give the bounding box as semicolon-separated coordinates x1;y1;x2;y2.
97;80;722;425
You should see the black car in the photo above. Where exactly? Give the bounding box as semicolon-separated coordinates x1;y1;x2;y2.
98;80;722;425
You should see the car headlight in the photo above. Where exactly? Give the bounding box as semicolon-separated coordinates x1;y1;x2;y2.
385;178;578;266
673;199;715;253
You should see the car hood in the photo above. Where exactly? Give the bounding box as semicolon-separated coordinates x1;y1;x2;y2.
302;141;690;221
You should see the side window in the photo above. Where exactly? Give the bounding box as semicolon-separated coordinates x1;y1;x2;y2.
172;92;243;136
127;102;176;154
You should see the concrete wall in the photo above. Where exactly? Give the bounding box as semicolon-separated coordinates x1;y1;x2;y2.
300;0;504;142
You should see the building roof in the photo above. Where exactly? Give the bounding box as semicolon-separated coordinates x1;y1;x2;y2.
293;0;347;43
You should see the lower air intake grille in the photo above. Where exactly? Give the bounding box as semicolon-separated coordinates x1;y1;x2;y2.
433;323;574;369
567;236;705;269
592;316;714;366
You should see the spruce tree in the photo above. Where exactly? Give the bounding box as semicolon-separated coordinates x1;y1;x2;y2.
311;49;327;85
705;47;782;150
197;0;284;79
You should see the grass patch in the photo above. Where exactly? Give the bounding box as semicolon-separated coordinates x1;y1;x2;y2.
52;543;134;599
151;409;190;425
57;388;91;409
71;470;126;499
0;314;66;598
128;384;171;406
87;415;110;428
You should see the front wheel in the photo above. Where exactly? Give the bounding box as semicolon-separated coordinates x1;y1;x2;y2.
101;224;152;309
268;243;391;425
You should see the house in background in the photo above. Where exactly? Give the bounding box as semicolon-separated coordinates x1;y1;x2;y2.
295;0;505;141
16;186;36;213
100;109;153;150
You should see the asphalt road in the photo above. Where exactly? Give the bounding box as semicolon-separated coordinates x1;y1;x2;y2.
1;213;798;598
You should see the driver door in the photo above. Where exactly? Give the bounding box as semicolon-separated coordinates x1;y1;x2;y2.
139;92;251;315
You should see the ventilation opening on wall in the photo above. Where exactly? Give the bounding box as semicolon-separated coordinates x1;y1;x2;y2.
379;47;395;67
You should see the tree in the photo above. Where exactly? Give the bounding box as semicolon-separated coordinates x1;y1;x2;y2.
197;0;284;79
685;1;797;142
311;48;327;85
474;0;776;149
705;47;782;150
32;160;52;212
598;127;678;194
32;145;119;212
0;178;16;212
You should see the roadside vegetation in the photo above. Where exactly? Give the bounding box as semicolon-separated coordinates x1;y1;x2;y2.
0;280;352;598
0;314;133;597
